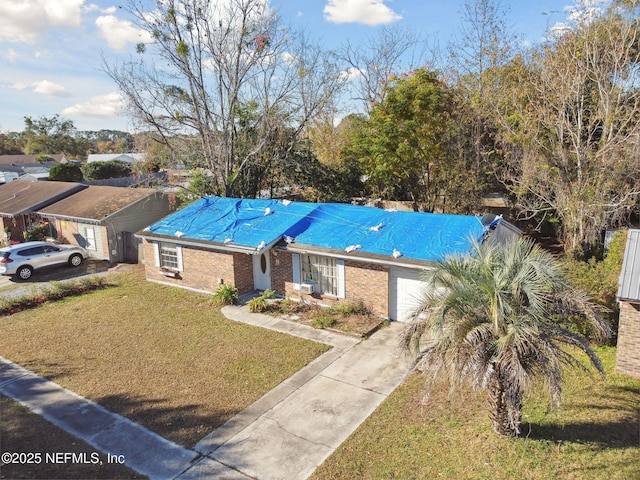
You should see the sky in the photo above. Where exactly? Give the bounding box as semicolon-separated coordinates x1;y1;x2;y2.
0;0;607;134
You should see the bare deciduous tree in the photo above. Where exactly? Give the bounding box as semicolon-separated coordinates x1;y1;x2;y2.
104;0;346;197
491;1;640;249
338;25;431;110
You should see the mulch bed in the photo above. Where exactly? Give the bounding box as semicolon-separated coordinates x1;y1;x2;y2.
264;299;387;337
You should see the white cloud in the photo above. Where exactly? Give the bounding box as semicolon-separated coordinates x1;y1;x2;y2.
62;92;125;118
9;80;70;97
545;0;607;40
566;5;603;26
340;67;362;83
324;0;402;26
32;80;70;97
0;0;84;43
10;82;29;90
96;15;154;51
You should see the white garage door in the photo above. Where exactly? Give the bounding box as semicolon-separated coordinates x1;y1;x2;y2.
389;268;425;322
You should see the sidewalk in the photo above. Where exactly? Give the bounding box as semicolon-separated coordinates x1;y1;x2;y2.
1;306;412;480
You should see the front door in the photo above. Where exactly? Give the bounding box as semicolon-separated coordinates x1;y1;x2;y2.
253;251;271;291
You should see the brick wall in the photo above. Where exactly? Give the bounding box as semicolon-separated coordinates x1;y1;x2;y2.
1;215;30;243
233;252;254;294
345;260;389;317
141;241;392;317
142;240;255;294
272;250;389;317
616;301;640;379
271;250;291;294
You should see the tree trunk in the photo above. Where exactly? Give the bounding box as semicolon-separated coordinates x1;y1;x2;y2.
487;373;521;436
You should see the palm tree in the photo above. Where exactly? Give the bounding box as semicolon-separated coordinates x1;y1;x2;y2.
401;237;611;436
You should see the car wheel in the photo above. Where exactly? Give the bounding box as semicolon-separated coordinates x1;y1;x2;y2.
69;253;83;267
17;266;33;280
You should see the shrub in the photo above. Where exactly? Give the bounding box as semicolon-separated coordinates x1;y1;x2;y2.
25;223;54;241
563;230;627;341
260;289;276;299
211;284;238;306
312;313;336;329
81;160;132;180
48;163;83;182
330;301;369;316
247;296;267;313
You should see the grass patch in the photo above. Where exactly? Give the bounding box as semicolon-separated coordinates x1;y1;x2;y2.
311;346;640;479
0;266;330;449
0;275;109;316
265;299;384;336
0;395;144;479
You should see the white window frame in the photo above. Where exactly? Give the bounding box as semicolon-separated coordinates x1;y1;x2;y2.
154;242;183;271
84;227;97;251
294;253;345;298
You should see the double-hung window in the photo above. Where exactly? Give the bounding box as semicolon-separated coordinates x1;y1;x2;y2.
158;242;180;270
301;254;338;296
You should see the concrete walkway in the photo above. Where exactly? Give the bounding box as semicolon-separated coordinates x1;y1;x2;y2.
1;306;412;480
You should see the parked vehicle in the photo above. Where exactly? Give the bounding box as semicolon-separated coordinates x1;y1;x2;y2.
0;241;86;280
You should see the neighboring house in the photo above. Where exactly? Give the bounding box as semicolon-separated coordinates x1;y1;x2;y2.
616;229;640;379
0;154;67;165
0;154;65;183
0;162;59;183
86;153;146;164
0;179;87;242
38;186;177;263
136;196;520;321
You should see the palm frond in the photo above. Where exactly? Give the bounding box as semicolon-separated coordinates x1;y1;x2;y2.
400;236;611;436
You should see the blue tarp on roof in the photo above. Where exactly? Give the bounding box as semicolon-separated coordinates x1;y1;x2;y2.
145;196;488;262
285;203;486;262
146;196;318;249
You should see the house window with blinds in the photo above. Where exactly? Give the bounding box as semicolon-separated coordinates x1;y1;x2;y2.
159;242;180;269
301;254;338;296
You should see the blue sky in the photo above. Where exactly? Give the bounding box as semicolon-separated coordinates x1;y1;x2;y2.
0;0;605;133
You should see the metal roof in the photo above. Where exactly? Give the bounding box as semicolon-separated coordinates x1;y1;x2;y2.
618;229;640;302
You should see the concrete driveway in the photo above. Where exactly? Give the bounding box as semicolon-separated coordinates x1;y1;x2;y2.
0;259;118;297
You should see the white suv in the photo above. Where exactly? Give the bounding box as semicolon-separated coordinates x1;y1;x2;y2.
0;241;86;280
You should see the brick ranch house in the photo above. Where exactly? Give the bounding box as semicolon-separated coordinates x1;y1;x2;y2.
136;196;519;321
616;229;640;379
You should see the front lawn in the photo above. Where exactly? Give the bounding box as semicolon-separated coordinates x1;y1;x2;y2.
311;347;640;479
0;266;330;448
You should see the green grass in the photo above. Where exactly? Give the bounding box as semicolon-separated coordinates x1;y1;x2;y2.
0;266;330;449
311;346;640;480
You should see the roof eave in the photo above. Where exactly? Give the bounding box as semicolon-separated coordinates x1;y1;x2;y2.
279;243;438;269
135;231;260;255
40;213;103;225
